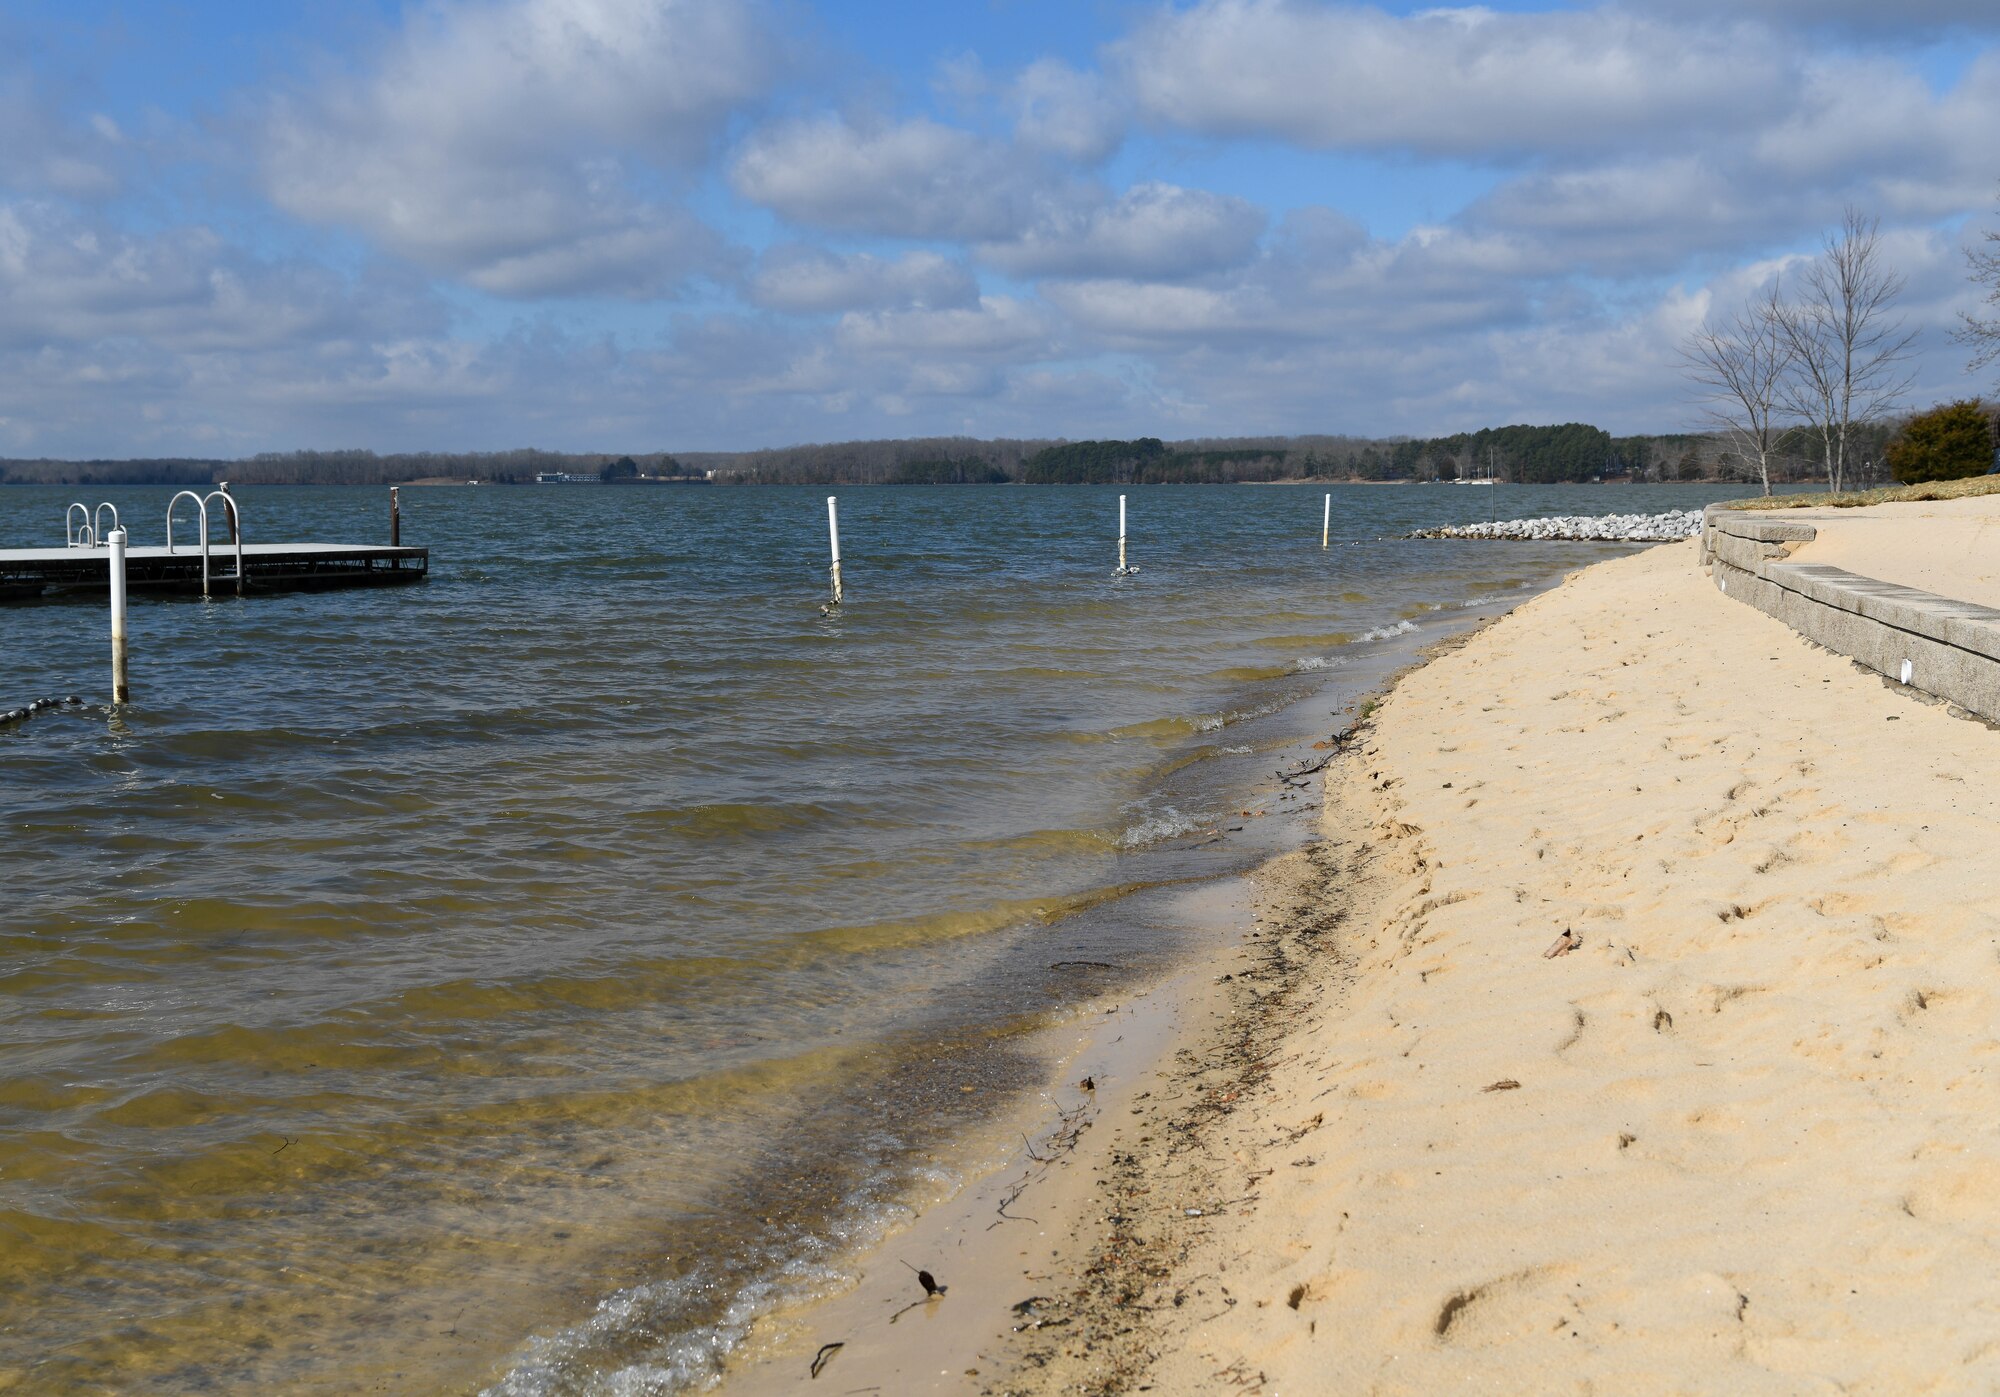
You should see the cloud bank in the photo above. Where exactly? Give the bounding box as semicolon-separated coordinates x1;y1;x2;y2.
0;0;1995;455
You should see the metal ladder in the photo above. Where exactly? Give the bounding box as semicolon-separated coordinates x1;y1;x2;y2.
166;488;245;597
65;502;119;548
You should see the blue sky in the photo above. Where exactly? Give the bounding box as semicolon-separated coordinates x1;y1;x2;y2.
4;0;2000;456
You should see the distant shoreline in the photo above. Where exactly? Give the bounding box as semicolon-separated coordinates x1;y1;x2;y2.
2;476;1737;489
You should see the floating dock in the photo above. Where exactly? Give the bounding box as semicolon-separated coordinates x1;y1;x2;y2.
0;542;428;602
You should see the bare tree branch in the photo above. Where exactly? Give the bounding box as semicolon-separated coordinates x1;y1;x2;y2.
1956;191;2000;372
1682;281;1792;497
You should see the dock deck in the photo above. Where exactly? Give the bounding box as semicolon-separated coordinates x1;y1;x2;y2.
0;542;429;601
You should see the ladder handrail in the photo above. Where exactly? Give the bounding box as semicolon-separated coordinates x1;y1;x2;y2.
164;490;244;597
94;502;119;543
203;490;244;597
66;503;94;548
165;490;211;596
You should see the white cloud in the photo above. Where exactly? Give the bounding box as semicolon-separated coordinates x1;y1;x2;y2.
260;0;777;296
1442;48;2000;277
0;202;467;455
1009;59;1124;163
980;182;1264;280
732;114;1068;240
1040;207;1536;352
462;213;733;299
835;296;1052;356
734;117;1254;281
0;201;440;353
749;247;978;313
1118;0;1786;159
10;0;2000;455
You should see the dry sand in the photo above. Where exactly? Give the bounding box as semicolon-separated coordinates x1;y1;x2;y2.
717;535;2000;1395
1781;495;2000;609
998;537;2000;1394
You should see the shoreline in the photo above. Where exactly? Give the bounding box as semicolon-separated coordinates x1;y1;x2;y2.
698;616;1515;1395
696;588;1568;1392
1002;537;2000;1392
708;531;2000;1394
710;879;1253;1394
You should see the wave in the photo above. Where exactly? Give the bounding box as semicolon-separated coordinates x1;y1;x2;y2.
1117;805;1212;849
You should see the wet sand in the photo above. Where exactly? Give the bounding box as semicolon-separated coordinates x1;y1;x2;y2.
710;882;1247;1394
1023;537;2000;1393
718;535;2000;1394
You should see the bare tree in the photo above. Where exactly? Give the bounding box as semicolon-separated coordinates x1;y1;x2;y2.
1773;209;1915;493
1957;193;2000;373
1683;282;1792;496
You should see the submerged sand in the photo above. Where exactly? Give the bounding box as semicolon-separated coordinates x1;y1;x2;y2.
715;535;2000;1394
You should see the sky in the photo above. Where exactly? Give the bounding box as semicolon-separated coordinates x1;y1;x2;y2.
4;0;2000;457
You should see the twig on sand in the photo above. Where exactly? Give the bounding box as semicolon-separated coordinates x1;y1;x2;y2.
1276;752;1337;788
991;1180;1041;1229
809;1341;843;1378
990;1097;1097;1229
1276;728;1355;786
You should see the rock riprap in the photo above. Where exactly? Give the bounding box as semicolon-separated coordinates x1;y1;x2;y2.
1408;510;1703;542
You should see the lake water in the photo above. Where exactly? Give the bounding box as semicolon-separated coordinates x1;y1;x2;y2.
0;482;1756;1392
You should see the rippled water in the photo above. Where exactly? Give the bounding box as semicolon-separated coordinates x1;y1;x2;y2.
0;482;1754;1392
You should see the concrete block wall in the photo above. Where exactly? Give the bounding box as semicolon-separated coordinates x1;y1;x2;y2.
1702;505;2000;722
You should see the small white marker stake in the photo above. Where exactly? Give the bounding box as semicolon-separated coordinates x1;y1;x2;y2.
1115;494;1138;576
827;495;844;605
1322;493;1331;549
108;527;129;703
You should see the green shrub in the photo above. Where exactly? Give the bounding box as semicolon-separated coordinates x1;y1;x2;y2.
1887;400;1996;484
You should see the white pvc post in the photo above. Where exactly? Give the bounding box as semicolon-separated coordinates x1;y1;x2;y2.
1118;494;1128;574
827;496;843;604
108;528;129;704
1322;493;1331;549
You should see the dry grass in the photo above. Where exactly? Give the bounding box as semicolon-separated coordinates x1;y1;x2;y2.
1721;473;2000;511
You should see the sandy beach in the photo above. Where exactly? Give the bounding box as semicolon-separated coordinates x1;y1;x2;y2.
1780;494;2000;609
715;531;2000;1394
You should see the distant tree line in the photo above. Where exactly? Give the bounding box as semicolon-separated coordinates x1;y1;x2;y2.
0;458;227;486
887;457;1013;484
0;448;699;487
683;436;1051;485
0;423;1906;490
